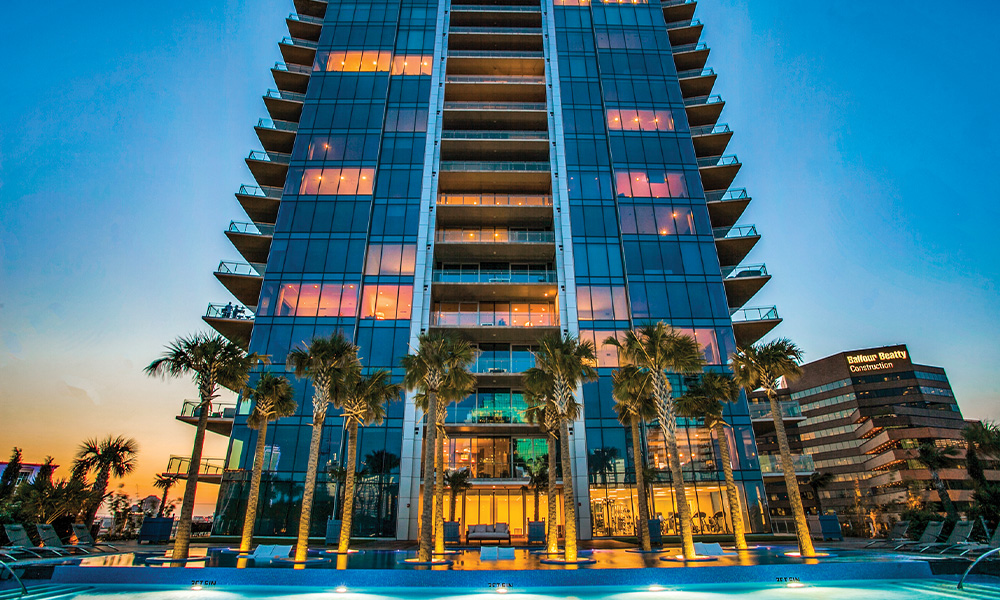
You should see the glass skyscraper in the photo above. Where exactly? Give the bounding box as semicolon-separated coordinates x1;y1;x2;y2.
193;0;781;541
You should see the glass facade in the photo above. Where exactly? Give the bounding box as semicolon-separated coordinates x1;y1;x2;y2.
203;0;774;540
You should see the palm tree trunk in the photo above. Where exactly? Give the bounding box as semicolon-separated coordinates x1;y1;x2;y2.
434;427;446;554
715;422;747;550
768;389;815;556
930;470;958;521
449;489;457;522
239;419;269;552
418;391;438;562
662;423;696;559
337;420;360;553
84;469;111;528
559;419;578;561
533;487;540;522
546;434;558;554
631;416;652;551
158;486;170;518
173;391;212;561
295;385;329;562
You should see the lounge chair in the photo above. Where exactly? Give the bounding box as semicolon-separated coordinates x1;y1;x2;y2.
71;524;119;552
238;544;292;565
944;522;1000;557
694;542;736;556
916;520;974;553
893;520;944;550
467;523;511;544
35;524;95;555
865;520;910;548
526;521;545;544
3;524;67;557
443;521;461;545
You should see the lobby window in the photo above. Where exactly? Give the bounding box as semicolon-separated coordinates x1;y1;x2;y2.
607;108;673;132
615;169;688;198
298;167;376;195
360;285;413;320
365;244;416;275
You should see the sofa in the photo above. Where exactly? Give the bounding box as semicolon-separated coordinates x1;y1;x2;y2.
467;523;511;544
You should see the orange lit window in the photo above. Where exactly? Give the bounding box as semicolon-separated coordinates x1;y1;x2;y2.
391;54;433;76
615;169;688;198
578;330;624;367
554;0;590;4
299;167;376;195
361;285;413;320
366;244;417;275
324;50;392;72
275;284;299;316
317;283;359;317
676;328;722;365
607;109;674;131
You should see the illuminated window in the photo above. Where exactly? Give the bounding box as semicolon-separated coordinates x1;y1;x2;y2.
323;50;392;72
365;244;416;275
299;167;376;195
391;54;433;76
577;286;628;320
361;285;413;320
607;109;673;132
615;169;688;198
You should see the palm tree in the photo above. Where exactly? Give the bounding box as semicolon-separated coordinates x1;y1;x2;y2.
145;333;261;559
605;323;704;559
962;420;1000;488
337;368;401;553
444;468;473;521
611;365;657;551
152;475;179;518
806;472;834;515
531;333;597;562
676;372;748;550
400;332;476;562
732;338;816;557
73;435;139;529
916;443;961;521
239;373;297;552
524;370;561;554
526;461;547;522
287;333;360;562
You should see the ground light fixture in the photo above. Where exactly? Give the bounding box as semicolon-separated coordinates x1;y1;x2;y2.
336;587;348;593
783;552;832;558
786;582;807;588
191;585;203;591
496;588;509;594
647;585;665;592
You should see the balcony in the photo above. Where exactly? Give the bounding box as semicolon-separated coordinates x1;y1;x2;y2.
444;75;546;103
442;101;548;130
440;130;549;162
662;0;697;26
225;220;274;265
279;36;317;67
671;42;709;72
705;188;751;229
731;306;782;347
698;154;741;192
436;193;553;226
450;5;543;30
684;94;725;127
203;303;255;350
255;117;298;154
713;224;759;266
722;263;770;309
758;454;815;477
236;184;282;224
176;400;237;436
293;0;327;19
471;355;535;384
677;67;716;98
162;456;225;484
432;268;557;283
449;28;543;53
447;51;544;81
438;160;551;194
434;229;555;262
749;400;804;423
214;261;264;308
246;150;290;188
430;302;559;342
286;12;323;41
263;89;305;123
272;62;311;94
690;123;732;157
666;18;703;47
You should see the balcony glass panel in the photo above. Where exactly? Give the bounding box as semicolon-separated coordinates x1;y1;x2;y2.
759;454;815;474
431;302;557;327
749;401;803;420
206;303;255;320
436;229;554;243
438;194;552;207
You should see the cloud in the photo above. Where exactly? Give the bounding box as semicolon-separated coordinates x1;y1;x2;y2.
62;375;103;407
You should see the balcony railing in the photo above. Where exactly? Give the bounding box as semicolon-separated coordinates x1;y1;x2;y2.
445;75;545;84
448;50;544;59
273;61;312;75
433;269;557;284
438;194;552;207
749;401;803;421
690;123;730;136
667;18;702;29
441;130;549;140
723;263;768;279
280;36;318;49
431;306;558;328
662;0;695;6
732;306;780;322
238;184;283;199
164;456;226;477
672;42;708;54
698;154;740;168
439;161;550;172
759;454;815;475
228;221;276;236
216;261;261;277
206;303;255;320
714;225;758;239
683;94;723;107
474;356;535;374
265;89;306;102
248;150;291;164
705;187;747;203
287;12;323;25
451;4;542;11
450;27;542;34
444;101;547;110
678;67;715;79
179;400;238;419
257;117;299;132
436;230;555;243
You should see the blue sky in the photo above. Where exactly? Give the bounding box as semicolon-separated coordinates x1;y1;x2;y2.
1;0;998;510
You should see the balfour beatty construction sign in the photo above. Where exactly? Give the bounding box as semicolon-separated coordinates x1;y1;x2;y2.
844;347;910;373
